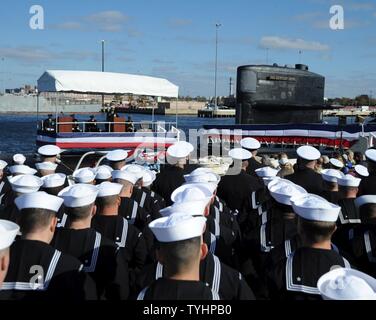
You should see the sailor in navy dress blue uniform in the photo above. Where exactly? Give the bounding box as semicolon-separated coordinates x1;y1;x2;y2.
0;160;11;206
286;146;324;196
164;182;240;268
321;169;343;204
52;184;130;300
217;148;263;233
358;149;376;195
349;195;376;278
41;173;68;228
264;193;351;300
137;212;220;300
332;174;362;253
0;219;19;288
0;191;97;300
153;141;195;206
0;174;43;223
36;145;64;174
92;181;147;292
112;169;154;254
136;251;255;300
240;138;265;176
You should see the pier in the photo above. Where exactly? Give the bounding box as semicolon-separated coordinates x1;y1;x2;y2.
197;109;235;118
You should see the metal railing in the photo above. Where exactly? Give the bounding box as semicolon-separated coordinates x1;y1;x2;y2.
38;120;178;134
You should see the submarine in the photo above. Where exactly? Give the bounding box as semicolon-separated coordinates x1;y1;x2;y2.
236;63;325;124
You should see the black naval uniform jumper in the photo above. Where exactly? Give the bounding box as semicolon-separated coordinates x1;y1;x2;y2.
246;157;265;176
332;198;361;253
322;190;340;204
131;187;164;220
217;169;263;234
286;167;324;196
152;164;186;207
136;252;255;300
91;214;147;291
137;278;220;300
209;203;241;237
349;223;376;278
0;177;11;205
119;196;154;255
51;228;130;300
359;173;376;195
0;239;97;300
264;247;350;300
204;215;240;269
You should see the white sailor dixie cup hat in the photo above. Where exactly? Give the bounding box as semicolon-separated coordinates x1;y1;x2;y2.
337;174;361;187
95;165;113;181
228;148;252;161
365;149;376;163
112;170;138;185
160;200;208;217
41;173;66;188
9;175;43;194
255;166;279;178
13;154;26;165
167;141;194;159
38;145;62;157
9;165;37;176
291;194;341;222
354;165;369;177
142;169;156;187
184;170;221;185
171;183;214;204
329;158;344;169
296;146;321;161
97;182;123;198
0;160;8;170
0;220;19;251
15;191;64;213
317;268;376;300
268;179;307;206
149;212;206;243
354;195;376;208
240;137;261;150
106;149;129;162
73;167;96;184
121;164;145;180
35;162;58;171
58;184;98;208
321;169;345;183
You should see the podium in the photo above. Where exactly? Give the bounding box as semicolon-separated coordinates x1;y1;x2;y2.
57;116;73;133
112;117;125;132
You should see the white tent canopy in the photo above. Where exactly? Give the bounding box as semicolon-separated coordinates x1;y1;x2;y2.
37;70;179;98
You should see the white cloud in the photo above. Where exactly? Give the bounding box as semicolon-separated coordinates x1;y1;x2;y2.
0;46;98;63
50;21;82;30
85;10;129;32
259;36;330;51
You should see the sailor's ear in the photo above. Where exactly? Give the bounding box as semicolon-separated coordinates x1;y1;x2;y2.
204;205;210;217
116;195;121;207
92;204;97;217
200;242;208;261
50;216;58;232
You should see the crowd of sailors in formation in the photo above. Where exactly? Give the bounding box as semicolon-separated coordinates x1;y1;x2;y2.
0;138;376;300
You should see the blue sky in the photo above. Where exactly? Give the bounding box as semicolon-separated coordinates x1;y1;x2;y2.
1;0;376;98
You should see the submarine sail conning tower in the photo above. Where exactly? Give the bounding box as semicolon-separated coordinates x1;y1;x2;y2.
236;63;325;124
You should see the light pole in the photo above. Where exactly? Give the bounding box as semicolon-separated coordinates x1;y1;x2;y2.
214;23;221;110
101;40;105;109
1;57;4;95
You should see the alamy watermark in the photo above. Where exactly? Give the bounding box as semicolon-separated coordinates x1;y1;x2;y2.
330;5;344;30
29;5;44;30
